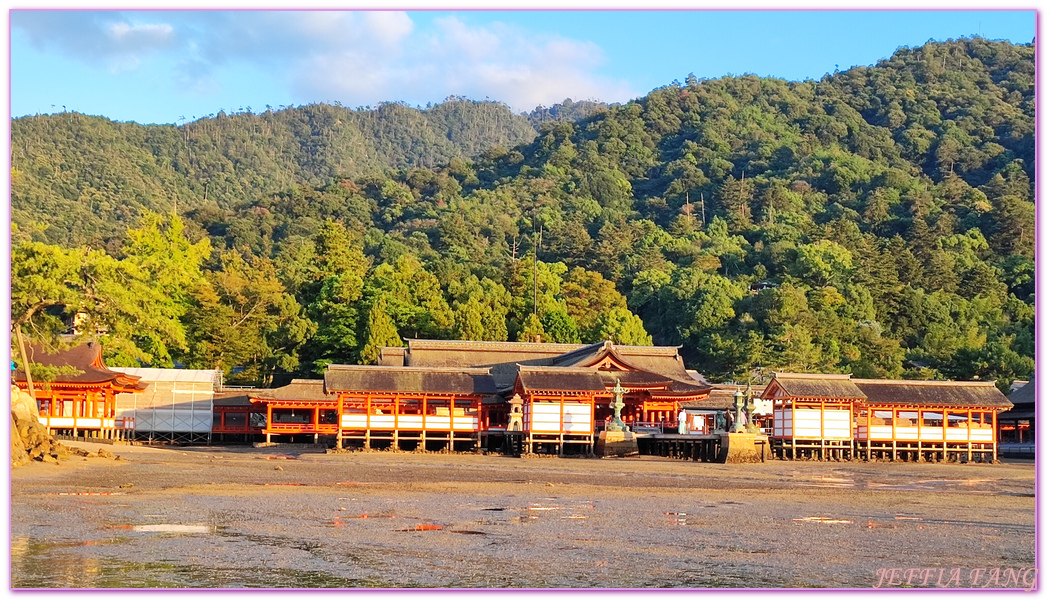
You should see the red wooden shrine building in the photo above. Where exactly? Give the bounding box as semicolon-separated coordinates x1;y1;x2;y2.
218;340;713;453
374;339;712;453
766;372;1013;461
13;342;147;439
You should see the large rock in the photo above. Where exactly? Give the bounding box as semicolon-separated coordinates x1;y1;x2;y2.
10;386;67;467
11;385;39;422
11;414;30;467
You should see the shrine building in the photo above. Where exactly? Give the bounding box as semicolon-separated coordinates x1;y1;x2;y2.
369;339;714;454
13;342;147;440
765;372;1013;462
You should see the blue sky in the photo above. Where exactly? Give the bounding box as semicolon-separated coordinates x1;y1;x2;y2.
9;9;1036;125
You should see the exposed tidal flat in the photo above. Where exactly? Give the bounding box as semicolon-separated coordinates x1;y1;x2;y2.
11;442;1035;589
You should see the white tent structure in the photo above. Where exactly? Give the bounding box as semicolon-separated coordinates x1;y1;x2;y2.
111;368;221;443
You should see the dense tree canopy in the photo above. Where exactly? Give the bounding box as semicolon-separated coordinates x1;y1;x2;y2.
11;38;1034;390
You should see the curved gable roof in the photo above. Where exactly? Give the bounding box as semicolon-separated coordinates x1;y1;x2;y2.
14;341;146;390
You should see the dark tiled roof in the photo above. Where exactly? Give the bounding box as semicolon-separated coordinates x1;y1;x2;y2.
517;367;606;393
250;379;335;402
594;370;710;396
14;342;147;390
1008;375;1035;407
999;407;1034;420
325;365;498;396
400;339;587;368
605;347;694;381
687;370;712;386
769;373;866;399
382;339;716;396
378;347;406;367
853;379;1013;409
212;390;261;407
548;341;714;395
596;370;670;388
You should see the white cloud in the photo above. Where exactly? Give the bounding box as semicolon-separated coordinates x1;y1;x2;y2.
362;11;414;47
12;10;637;110
14;11;177;72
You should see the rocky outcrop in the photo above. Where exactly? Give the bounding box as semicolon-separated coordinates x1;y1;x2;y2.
11;385;68;467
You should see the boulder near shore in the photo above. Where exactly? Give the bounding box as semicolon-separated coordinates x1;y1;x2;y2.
10;385;69;467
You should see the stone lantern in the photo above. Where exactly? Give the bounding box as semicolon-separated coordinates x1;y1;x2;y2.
744;382;757;433
507;393;524;432
607;379;629;433
731;387;746;433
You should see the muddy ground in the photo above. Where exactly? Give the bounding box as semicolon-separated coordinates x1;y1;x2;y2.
10;442;1036;589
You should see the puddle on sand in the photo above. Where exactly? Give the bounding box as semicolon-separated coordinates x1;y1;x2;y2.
132;525;213;534
793;516;853;524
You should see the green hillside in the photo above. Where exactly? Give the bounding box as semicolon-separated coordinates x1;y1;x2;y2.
11;37;1035;388
12;99;537;247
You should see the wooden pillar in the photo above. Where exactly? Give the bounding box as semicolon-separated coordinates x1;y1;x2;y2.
819;398;825;460
558;394;565;456
266;403;272;444
365;395;371;449
336;395;343;450
392;395;400;451
942;409;950;462
991;411;998;462
790;400;795;459
916;409;923;462
421;394;428;450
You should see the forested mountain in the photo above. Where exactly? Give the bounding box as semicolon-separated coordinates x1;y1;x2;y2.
11;37;1035;389
12;98;537;247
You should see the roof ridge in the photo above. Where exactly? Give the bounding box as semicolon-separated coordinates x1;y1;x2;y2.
773;372;853;380
405;339;586;351
326;364;492;375
518;365;599;374
614;346;682;355
853;379;998;387
548;341;608;364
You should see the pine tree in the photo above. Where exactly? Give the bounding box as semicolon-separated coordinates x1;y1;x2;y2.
360;296;403;365
518;313;546;343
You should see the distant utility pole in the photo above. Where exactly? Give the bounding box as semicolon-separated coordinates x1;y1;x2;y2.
700;192;706;227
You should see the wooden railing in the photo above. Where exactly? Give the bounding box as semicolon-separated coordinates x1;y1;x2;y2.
266;422;339;433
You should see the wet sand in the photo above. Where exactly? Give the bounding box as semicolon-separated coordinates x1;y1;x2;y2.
10;442;1036;589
